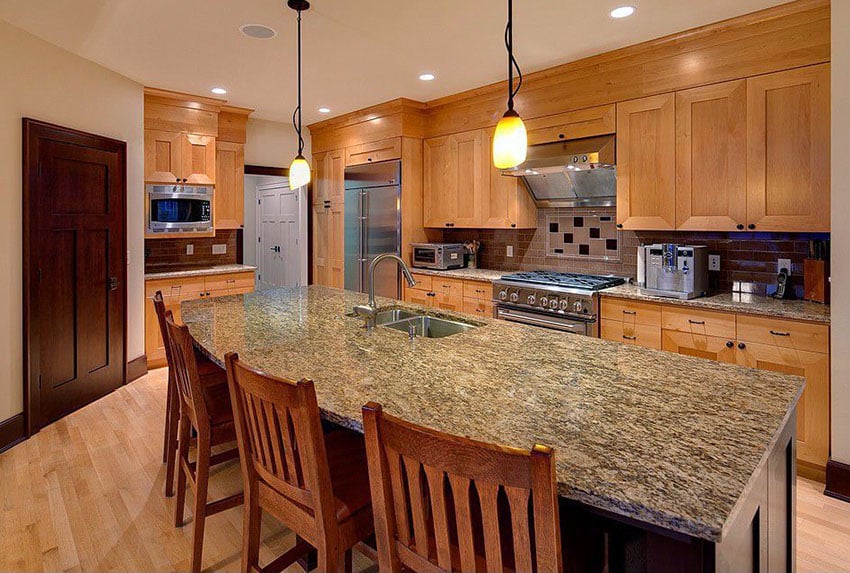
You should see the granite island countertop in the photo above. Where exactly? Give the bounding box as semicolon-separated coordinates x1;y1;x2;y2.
601;283;830;324
145;264;257;281
181;286;803;542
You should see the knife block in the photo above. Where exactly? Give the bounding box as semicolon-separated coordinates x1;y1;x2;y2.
803;259;829;303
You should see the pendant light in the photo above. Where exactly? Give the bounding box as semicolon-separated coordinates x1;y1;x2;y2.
492;0;527;169
288;0;311;189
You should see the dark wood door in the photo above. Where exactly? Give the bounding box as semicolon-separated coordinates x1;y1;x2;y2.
24;119;127;432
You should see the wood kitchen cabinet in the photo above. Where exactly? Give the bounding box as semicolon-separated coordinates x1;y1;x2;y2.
311;149;345;288
311;203;329;286
312;149;344;203
144;130;216;185
215;141;244;229
675;80;748;231
327;201;345;289
616;93;677;230
403;274;494;317
747;64;830;232
345;137;401;166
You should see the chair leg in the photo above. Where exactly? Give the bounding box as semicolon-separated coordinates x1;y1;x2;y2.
317;544;340;573
344;549;353;573
162;374;173;463
241;482;261;573
164;376;180;497
190;433;211;573
174;413;191;527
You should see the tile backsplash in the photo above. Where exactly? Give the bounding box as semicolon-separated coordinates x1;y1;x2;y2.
441;207;829;298
144;230;239;273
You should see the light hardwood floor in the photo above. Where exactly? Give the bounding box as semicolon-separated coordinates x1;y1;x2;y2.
0;368;847;572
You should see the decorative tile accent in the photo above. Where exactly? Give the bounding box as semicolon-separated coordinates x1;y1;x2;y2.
546;209;621;261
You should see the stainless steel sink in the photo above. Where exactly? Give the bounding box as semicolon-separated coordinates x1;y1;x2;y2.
374;308;420;325
383;315;477;338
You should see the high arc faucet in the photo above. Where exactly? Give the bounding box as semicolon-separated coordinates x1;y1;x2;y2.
353;253;417;328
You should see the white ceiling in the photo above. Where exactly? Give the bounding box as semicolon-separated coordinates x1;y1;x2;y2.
0;0;792;124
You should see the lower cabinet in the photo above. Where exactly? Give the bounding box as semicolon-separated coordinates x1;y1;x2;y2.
403;274;494;318
144;271;255;368
600;296;830;478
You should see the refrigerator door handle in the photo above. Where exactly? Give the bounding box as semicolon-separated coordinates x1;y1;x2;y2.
360;190;368;293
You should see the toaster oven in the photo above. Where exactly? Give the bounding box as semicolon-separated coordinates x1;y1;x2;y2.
411;243;465;270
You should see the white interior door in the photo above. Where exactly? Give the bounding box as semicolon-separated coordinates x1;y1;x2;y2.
256;182;300;289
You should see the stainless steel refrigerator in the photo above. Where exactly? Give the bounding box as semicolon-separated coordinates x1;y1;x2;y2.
344;160;402;298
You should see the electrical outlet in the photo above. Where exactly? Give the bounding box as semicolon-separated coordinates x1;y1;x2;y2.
708;255;720;271
778;258;792;274
212;244;227;255
506;245;514;258
186;244;194;256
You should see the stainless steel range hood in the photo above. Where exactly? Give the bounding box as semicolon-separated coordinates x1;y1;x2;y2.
502;135;617;208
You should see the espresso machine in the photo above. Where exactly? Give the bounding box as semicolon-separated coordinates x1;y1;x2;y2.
639;244;709;300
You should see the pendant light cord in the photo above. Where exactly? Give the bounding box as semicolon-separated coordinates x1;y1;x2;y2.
505;0;522;111
292;7;304;156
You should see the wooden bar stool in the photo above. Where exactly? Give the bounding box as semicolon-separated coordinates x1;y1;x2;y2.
362;402;563;573
224;352;375;573
153;290;229;498
165;314;244;573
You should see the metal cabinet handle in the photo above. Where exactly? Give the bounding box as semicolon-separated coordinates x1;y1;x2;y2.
623;335;637;341
688;319;706;325
622;310;636;315
738;342;747;350
769;330;791;337
726;341;734;348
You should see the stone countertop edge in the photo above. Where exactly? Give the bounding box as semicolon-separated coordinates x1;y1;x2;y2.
145;264;258;281
408;267;504;282
600;283;830;324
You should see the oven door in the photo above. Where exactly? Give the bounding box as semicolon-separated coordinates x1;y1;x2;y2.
148;191;212;232
496;306;592;335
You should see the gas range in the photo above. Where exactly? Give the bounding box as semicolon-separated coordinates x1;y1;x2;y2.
492;271;626;336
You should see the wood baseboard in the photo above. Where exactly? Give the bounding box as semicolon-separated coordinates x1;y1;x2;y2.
127;354;148;383
798;459;826;483
0;413;25;453
825;459;850;503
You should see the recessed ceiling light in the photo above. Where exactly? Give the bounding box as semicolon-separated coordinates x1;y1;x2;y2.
211;87;227;95
318;107;331;114
610;5;635;18
418;73;436;81
240;24;277;39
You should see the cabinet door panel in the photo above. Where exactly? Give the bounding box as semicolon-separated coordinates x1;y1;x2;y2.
616;94;676;230
747;64;830;231
326;149;345;203
737;342;829;468
327;201;345;289
452;130;483;227
345;137;401;166
311;204;329;285
215;141;244;229
676;81;747;230
312;152;328;203
481;130;537;229
525;105;616;145
404;288;432;307
182;134;216;185
736;315;828;354
661;330;736;363
423;136;455;228
600;320;661;350
144;129;183;183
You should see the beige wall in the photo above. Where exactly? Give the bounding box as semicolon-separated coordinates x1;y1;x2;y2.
0;20;145;421
244;118;308;169
831;3;850;464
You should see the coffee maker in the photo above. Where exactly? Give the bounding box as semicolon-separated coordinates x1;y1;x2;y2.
640;244;709;300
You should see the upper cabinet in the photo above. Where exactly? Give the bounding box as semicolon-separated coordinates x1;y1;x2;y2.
616;93;677;230
345;137;402;167
314;149;345;204
747;64;830;232
215;141;244;229
180;134;216;185
617;63;830;232
423;128;536;229
144;130;215;184
675;80;748;231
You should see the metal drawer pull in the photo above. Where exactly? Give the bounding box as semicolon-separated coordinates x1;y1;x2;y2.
622;310;636;315
622;335;637;340
769;330;791;337
688;319;705;325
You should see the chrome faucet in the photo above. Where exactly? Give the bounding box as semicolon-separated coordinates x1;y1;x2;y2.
354;253;417;328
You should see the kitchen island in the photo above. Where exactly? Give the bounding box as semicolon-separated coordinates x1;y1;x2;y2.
182;286;803;572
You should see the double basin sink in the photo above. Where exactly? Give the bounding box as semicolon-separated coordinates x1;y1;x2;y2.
372;308;477;338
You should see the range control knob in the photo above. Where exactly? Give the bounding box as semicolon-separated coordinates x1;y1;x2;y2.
540;296;549;307
509;292;519;303
499;290;508;301
549;298;559;310
559;300;570;311
527;294;536;305
573;300;584;313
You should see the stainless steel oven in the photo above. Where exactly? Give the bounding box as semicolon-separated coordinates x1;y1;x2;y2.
146;184;213;234
495;306;594;335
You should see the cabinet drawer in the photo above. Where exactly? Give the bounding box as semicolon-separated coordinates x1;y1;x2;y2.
404;289;433;307
525;104;616;145
736;315;828;354
463;280;492;301
661;330;737;363
462;298;494;318
662;306;736;338
345;137;402;166
409;273;432;292
600;320;661;350
600;298;661;326
433;291;463;312
431;277;464;296
205;271;255;294
145;276;206;301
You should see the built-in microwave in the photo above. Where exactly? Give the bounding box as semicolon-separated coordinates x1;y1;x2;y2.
146;184;213;234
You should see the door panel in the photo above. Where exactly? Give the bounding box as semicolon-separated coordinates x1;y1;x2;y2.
215;141;244;229
423;136;454;227
144;129;182;183
25;120;126;430
258;184;300;289
181;134;216;185
365;185;401;299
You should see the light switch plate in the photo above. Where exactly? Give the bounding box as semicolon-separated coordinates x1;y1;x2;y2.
212;244;227;255
708;255;720;271
506;245;514;258
186;244;194;256
778;258;791;274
